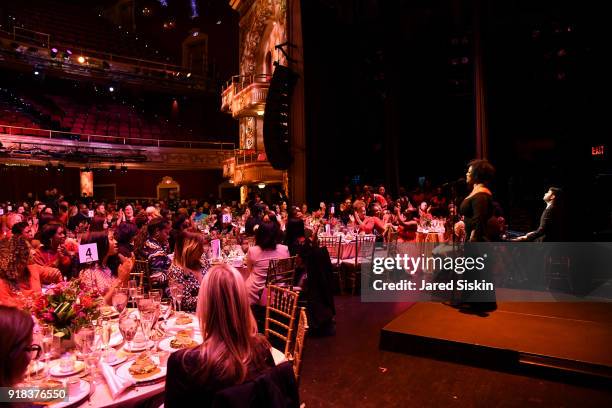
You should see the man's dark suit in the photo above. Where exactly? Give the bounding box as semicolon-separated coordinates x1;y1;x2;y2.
525;203;565;241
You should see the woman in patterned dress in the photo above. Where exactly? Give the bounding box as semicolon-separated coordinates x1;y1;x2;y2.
168;228;209;312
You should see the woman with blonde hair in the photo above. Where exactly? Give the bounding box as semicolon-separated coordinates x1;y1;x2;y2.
165;264;274;406
167;228;210;312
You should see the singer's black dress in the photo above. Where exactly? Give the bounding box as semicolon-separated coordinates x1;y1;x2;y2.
460;192;493;242
459;191;497;312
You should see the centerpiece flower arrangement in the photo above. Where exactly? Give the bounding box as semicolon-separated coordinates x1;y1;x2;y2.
32;279;102;339
419;213;433;229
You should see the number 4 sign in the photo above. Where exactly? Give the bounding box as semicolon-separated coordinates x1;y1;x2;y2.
78;243;99;264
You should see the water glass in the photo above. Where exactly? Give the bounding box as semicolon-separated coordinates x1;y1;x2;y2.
112;288;128;314
119;312;139;352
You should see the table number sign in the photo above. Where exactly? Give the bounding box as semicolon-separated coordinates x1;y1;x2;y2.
78;243;99;263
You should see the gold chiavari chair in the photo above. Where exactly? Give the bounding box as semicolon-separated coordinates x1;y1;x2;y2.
341;234;377;295
318;235;344;293
288;307;309;383
386;229;399;258
265;285;299;356
267;256;298;287
130;259;149;291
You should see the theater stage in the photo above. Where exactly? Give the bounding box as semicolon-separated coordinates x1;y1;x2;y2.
380;301;612;384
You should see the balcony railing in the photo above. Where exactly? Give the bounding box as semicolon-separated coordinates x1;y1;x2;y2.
0;124;235;150
234;149;268;166
220;74;271;117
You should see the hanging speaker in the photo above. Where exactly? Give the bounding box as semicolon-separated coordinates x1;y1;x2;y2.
263;64;298;170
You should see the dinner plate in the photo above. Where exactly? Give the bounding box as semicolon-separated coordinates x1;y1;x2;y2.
123;340;155;353
102;352;127;366
49;379;90;408
167;315;199;329
116;359;167;383
96;331;123;348
49;361;85;377
158;334;203;353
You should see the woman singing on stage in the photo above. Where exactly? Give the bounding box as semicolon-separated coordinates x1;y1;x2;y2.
457;159;497;313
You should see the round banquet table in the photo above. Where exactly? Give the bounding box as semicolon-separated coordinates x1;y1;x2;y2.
43;313;287;407
415;230;445;273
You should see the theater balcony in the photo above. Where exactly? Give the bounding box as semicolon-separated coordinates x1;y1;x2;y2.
221;75;270;118
0;126;235;171
223;149;284;187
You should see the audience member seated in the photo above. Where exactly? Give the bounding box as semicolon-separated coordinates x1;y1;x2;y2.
393;204;418;242
168;229;209;313
165;264;276;407
284;207;306;256
67;203;91;232
115;221;138;258
245;221;290;305
137;218;171;296
31;222;67;284
0;236;42;308
78;232;133;305
353;201;387;236
0;306;36;387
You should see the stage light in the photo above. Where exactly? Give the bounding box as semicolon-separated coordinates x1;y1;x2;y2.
257;110;264;116
66;49;72;55
109;86;115;92
192;31;199;37
78;56;86;64
109;165;116;173
50;47;58;58
216;20;222;25
186;72;191;78
57;163;65;172
120;165;128;174
190;0;198;18
44;162;52;171
257;183;266;189
34;70;39;76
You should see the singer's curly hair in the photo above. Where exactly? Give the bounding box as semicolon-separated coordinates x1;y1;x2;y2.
468;159;495;185
0;235;31;289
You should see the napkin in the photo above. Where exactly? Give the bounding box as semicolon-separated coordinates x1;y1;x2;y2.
101;362;135;399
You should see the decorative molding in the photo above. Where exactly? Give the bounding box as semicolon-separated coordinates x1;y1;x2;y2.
239;0;274;75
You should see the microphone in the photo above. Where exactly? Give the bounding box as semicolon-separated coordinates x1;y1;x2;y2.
442;178;466;187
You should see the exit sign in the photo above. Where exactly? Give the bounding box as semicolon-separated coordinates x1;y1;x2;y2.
592;145;605;157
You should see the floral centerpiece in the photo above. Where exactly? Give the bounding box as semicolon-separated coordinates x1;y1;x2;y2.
419;213;433;230
32;279;102;339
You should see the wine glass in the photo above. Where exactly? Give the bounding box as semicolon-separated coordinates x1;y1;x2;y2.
169;283;184;313
128;280;138;308
159;299;173;322
98;317;112;361
119;313;139;353
112;288;128;314
27;328;44;382
38;324;54;380
149;289;162;304
139;310;156;352
74;324;95;362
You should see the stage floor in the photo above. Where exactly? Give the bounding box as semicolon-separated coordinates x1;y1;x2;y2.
380;302;612;381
